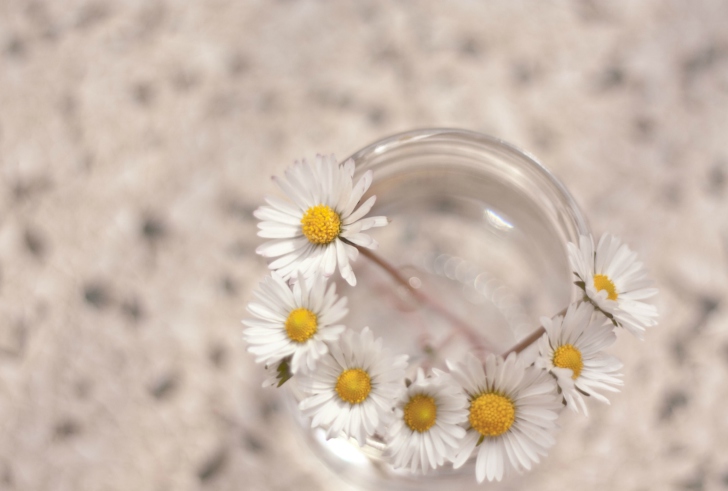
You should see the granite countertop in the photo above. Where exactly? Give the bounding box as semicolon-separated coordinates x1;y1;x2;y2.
1;1;727;490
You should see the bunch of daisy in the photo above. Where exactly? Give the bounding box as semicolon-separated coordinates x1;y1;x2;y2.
242;154;659;484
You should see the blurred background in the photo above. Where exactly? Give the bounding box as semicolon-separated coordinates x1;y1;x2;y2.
1;1;727;490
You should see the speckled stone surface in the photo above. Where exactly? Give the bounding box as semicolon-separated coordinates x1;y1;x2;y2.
1;1;728;490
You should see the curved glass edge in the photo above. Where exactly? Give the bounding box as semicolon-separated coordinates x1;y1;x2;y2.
345;128;590;241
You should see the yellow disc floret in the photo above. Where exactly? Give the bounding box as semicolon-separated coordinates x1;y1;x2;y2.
335;368;372;404
285;308;318;343
593;274;618;301
469;392;516;437
404;394;438;433
301;204;341;245
552;344;584;379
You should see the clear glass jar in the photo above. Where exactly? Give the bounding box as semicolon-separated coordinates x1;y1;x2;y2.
286;128;590;490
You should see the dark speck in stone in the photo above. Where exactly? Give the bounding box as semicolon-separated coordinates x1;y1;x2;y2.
633;116;655;141
83;282;112;309
459;37;481;57
25;1;57;41
511;62;535;85
681;295;720;335
243;433;265;453
25;0;61;41
659;390;688;421
595;66;625;91
23;227;46;258
60;93;77;118
662;183;682;206
2;461;13;487
171;68;199;92
207;92;238;118
80;153;94;172
54;419;81;440
228;53;250;78
356;3;377;21
75;2;112;30
132;82;156;106
311;87;352;109
683;45;721;76
695;296;719;329
223;198;256;222
531;123;555;151
575;0;609;22
5;36;27;59
367;107;387;126
375;46;400;64
75;379;92;399
11;177;52;202
226;240;248;259
260;398;279;421
256;92;278;113
197;447;228;482
150;372;180;400
681;471;705;491
41;26;60;42
120;297;144;323
136;2;166;37
0;320;26;358
671;336;688;365
708;161;726;196
220;276;238;296
209;344;227;369
35;300;49;320
141;215;166;241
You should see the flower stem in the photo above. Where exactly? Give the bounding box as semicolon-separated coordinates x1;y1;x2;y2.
350;242;493;353
500;326;545;357
500;306;568;357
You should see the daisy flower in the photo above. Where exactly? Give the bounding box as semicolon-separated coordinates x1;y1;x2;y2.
243;272;347;375
387;369;468;473
254;154;389;286
568;234;658;339
298;327;408;446
448;353;561;483
536;302;623;415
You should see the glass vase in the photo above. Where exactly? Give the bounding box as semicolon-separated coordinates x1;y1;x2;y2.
285;128;590;489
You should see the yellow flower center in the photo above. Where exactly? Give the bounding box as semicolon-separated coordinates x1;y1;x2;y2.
593;274;618;301
335;368;372;404
301;204;341;245
468;392;516;437
553;344;584;379
404;394;438;433
284;308;318;343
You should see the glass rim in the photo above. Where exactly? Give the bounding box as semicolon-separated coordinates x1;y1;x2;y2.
345;127;590;238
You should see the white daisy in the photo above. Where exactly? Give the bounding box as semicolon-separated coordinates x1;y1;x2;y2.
298;327;408;446
568;234;659;339
448;353;562;483
243;272;347;375
254;154;389;286
536;302;623;415
387;369;468;473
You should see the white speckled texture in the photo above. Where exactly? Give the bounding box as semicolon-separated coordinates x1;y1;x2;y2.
1;1;727;490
